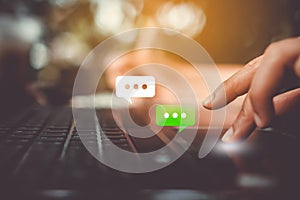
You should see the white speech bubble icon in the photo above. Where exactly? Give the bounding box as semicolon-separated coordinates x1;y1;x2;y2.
116;76;155;104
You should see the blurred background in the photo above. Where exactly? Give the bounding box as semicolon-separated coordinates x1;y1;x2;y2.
0;0;299;116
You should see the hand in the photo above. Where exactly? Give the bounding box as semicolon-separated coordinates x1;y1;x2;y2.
203;37;300;142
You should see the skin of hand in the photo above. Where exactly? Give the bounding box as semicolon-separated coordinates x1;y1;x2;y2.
202;37;300;143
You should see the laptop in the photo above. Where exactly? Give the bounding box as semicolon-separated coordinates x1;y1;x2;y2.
1;97;300;200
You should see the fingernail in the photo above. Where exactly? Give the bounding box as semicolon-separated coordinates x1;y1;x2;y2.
222;127;234;142
202;93;215;108
202;97;211;108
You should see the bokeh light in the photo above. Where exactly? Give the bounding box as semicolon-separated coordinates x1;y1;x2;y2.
156;2;206;37
30;42;49;70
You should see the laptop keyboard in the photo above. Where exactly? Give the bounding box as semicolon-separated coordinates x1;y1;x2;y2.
0;105;136;187
1;106;298;199
0;104;243;198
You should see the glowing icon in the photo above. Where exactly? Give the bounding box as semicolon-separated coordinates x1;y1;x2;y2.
156;105;195;132
116;76;155;104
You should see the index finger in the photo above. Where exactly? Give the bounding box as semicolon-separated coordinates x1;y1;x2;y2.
202;56;263;109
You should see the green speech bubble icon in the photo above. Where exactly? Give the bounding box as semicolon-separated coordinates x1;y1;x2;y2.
156;105;195;132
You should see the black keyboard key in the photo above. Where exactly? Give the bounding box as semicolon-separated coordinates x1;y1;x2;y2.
0;144;25;168
14;144;62;184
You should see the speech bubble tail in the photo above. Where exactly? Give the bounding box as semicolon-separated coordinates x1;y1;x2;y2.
178;126;186;133
128;99;133;104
